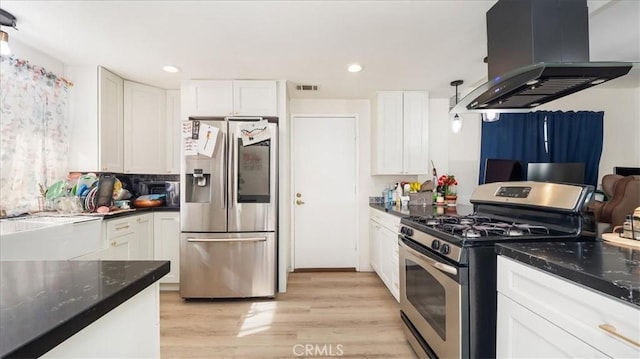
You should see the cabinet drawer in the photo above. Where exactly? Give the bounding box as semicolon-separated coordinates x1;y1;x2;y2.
369;208;401;233
105;217;135;238
498;256;640;358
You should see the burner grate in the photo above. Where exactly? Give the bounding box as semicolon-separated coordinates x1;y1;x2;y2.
403;214;553;239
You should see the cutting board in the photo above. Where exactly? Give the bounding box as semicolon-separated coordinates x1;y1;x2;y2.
601;233;640;248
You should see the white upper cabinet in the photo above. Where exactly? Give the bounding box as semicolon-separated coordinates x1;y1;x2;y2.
165;90;181;174
123;81;167;174
99;68;125;172
182;80;233;116
372;91;429;175
182;80;277;117
67;65;124;172
233;80;278;116
67;66;176;174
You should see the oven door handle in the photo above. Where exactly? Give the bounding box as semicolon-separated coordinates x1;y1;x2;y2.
401;238;458;275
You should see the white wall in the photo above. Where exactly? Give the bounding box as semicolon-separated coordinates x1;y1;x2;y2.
9;38;64;74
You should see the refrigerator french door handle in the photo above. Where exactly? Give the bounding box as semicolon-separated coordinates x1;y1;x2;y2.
230;135;236;208
222;131;227;209
187;237;267;243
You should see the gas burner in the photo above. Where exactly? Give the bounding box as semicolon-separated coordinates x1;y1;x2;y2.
506;227;524;236
442;223;469;233
463;228;482;238
425;218;440;226
459;218;475;225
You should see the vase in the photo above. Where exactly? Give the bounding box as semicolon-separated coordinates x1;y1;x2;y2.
445;195;457;206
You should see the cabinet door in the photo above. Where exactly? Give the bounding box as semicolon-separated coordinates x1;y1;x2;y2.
123;81;167;174
110;234;133;260
379;225;396;292
373;92;404;174
165;90;181;174
98;67;124;172
134;213;154;260
105;217;135;260
153;212;180;284
497;293;606;358
369;219;381;273
182;80;233;116
232;80;277;116
402;92;429;174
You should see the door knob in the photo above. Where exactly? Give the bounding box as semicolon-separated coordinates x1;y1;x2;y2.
296;199;305;205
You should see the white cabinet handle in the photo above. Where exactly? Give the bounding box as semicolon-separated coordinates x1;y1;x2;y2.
598;324;640;347
115;224;130;231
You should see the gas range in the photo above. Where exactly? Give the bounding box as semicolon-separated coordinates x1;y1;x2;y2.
399;181;595;264
399;181;596;359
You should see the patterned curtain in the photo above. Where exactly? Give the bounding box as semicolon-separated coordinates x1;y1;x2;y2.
0;56;73;216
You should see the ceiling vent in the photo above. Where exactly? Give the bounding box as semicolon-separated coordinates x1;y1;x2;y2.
296;85;318;91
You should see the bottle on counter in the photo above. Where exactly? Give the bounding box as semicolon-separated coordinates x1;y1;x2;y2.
395;183;403;206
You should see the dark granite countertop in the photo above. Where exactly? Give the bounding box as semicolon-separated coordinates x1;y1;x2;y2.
369;203;474;218
0;260;170;358
98;206;180;220
496;242;640;307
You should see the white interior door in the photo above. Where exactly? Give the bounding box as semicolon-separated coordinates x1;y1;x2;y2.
293;116;357;269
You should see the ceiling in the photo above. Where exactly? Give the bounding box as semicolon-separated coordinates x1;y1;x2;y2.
1;0;638;100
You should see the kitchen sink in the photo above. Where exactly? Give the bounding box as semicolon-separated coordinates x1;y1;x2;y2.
0;215;102;260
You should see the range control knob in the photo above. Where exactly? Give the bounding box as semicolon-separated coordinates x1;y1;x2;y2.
431;240;440;250
440;244;450;255
400;227;407;235
407;228;414;236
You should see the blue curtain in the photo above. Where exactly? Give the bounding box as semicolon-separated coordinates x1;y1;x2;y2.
479;111;604;187
479;112;549;183
546;111;604;187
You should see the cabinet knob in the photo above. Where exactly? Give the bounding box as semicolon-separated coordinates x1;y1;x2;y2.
111;241;117;246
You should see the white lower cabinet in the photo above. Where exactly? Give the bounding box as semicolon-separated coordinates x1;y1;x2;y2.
153;212;180;285
74;214;154;261
369;208;400;301
42;283;160;358
497;256;640;359
133;213;154;260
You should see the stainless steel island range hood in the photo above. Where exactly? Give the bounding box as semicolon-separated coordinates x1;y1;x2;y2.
453;0;632;113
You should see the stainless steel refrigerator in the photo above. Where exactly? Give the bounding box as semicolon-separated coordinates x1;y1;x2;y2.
180;117;277;298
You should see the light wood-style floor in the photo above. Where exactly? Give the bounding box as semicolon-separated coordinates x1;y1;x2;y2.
160;272;416;358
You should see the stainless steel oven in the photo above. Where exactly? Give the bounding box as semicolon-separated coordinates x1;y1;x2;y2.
398;181;596;359
399;235;468;359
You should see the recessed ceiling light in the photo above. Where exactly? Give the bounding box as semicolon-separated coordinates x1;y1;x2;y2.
347;63;363;73
162;65;180;73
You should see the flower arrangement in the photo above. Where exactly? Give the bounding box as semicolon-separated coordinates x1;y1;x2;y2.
437;174;458;197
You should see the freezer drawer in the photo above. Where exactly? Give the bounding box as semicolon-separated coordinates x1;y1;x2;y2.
179;232;276;298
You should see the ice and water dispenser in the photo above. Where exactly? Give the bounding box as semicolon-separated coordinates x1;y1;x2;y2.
185;166;212;203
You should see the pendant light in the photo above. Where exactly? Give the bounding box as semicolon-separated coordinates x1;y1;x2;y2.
0;8;17;56
482;110;501;122
450;80;463;134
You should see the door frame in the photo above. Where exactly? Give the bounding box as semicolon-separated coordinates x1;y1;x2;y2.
290;113;360;270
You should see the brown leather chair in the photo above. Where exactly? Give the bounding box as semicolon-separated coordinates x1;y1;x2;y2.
590;175;640;226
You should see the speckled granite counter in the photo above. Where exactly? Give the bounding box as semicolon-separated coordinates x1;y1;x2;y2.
0;260;170;358
496;242;640;307
369;203;474;217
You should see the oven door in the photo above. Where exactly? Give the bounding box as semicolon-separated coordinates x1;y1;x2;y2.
399;236;465;359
